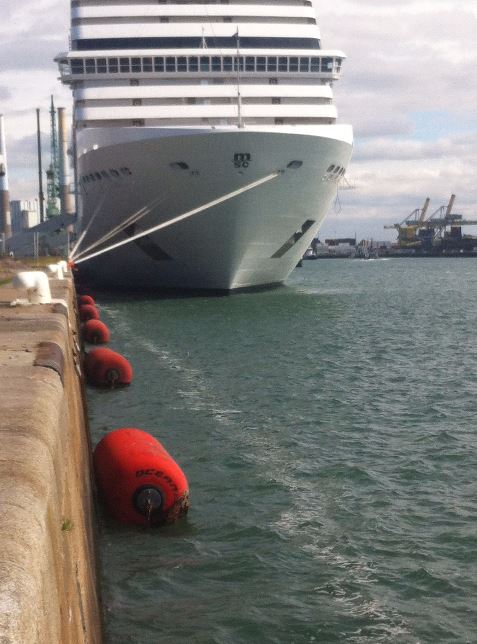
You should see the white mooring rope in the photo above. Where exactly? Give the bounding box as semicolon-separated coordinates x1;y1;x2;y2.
73;171;281;266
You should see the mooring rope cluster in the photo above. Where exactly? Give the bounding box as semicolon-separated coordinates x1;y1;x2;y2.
71;171;281;265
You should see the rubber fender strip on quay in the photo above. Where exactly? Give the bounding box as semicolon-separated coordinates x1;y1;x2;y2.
82;319;110;345
79;304;100;322
84;348;133;387
94;428;190;527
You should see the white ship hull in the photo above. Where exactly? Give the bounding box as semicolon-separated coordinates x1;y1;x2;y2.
76;126;352;290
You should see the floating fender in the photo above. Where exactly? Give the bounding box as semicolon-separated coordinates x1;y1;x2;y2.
78;294;95;306
83;319;110;345
79;303;100;322
93;428;190;526
84;347;133;387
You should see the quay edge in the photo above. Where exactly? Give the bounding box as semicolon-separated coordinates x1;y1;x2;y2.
0;274;102;643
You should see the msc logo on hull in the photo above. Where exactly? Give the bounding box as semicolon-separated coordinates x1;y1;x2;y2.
234;153;251;168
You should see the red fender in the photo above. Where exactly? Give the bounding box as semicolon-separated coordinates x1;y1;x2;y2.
83;319;110;345
79;304;100;321
78;294;95;306
84;347;133;387
94;428;190;526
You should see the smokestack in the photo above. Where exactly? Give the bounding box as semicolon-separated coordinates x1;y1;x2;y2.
57;107;75;215
0;115;12;239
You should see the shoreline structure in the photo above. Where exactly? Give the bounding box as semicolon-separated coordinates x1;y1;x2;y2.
0;270;102;643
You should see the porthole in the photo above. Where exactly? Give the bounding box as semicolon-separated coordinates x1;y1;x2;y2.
170;161;189;170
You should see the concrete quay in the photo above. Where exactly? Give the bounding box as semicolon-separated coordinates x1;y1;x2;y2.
0;276;102;643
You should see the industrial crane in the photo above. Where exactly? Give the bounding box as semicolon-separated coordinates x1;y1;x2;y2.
384;197;431;247
384;195;477;253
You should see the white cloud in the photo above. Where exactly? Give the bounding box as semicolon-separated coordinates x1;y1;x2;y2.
314;0;477;237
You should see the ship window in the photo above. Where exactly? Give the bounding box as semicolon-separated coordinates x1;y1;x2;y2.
310;57;320;72
333;166;341;174
223;57;233;71
300;57;309;72
322;57;333;71
109;169;120;177
267;57;277;72
188;56;198;72
211;56;221;72
142;57;153;72
170;161;189;170
154;57;164;72
120;58;130;73
234;57;244;72
132;98;142;106
289;57;298;72
177;56;187;71
287;160;303;169
132;120;144;126
245;57;255;72
327;165;335;172
272;97;281;104
200;57;210;72
75;36;321;51
257;57;266;71
95;172;102;180
275;118;284;124
101;170;110;179
120;167;132;175
166;57;176;72
71;59;84;74
97;58;107;73
89;174;95;181
85;58;95;73
108;58;119;73
278;57;288;72
131;57;141;72
269;78;278;84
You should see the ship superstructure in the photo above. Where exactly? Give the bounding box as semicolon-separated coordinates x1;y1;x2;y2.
57;0;353;290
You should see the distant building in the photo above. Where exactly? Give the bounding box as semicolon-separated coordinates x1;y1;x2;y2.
10;199;40;234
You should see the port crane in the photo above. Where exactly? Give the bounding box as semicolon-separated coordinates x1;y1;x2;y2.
384;195;477;253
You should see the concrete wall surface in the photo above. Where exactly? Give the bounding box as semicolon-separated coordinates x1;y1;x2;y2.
0;278;102;643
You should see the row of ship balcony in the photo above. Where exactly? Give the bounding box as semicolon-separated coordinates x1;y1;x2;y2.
58;53;343;80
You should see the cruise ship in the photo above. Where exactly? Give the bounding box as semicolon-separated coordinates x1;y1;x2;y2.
56;0;353;290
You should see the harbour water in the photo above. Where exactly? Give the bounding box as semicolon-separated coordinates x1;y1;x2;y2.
87;258;477;643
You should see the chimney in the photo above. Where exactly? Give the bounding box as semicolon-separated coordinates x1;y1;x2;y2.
57;107;75;215
0;115;12;239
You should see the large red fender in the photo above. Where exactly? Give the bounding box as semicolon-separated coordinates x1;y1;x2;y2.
84;347;133;386
78;294;95;306
79;304;100;322
83;319;110;345
93;428;190;526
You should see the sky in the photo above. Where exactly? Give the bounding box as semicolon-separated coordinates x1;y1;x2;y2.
0;0;476;240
